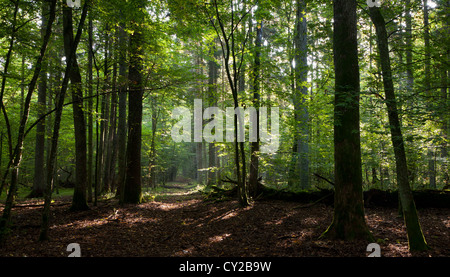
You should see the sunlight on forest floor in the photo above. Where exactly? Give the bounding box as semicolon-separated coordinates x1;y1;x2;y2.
1;183;449;257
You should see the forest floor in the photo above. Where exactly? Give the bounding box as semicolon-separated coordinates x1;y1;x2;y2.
0;182;449;257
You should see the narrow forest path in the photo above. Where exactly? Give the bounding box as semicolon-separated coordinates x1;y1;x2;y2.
0;183;449;257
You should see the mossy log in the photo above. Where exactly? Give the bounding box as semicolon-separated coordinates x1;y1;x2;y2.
206;178;450;208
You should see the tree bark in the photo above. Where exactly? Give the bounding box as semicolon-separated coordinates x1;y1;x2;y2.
29;0;49;199
249;21;262;197
63;5;89;211
39;0;88;241
206;40;219;187
87;13;94;203
321;0;373;241
121;8;144;204
422;0;436;189
369;6;429;251
116;22;128;198
293;0;309;190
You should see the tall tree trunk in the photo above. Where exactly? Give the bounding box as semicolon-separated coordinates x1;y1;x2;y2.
195;51;204;185
369;6;429;251
102;28;111;193
29;0;49;199
121;9;144;204
442;0;450;188
0;0;19;198
422;0;436;189
321;0;372;241
39;0;88;241
116;22;128;198
87;12;94;203
148;95;157;188
108;60;118;192
405;0;414;94
206;40;219;187
293;0;309;190
249;21;262;197
63;5;89;211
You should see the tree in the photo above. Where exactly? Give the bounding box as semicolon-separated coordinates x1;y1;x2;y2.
292;0;309;190
321;0;373;241
368;5;429;251
40;0;89;241
29;0;49;198
116;21;128;198
206;39;220;187
121;0;146;204
0;0;58;244
87;12;94;203
248;20;262;197
207;0;253;207
63;4;89;211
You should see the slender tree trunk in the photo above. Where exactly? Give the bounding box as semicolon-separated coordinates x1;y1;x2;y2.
108;60;118;192
369;6;429;251
422;0;436;189
206;40;219;187
321;0;373;241
102;28;111;193
211;1;250;206
442;0;450;187
249;21;262;197
63;5;89;211
0;0;56;243
87;13;94;203
29;0;49;199
148;95;157;188
39;0;88;241
293;0;309;190
116;22;128;198
0;0;19;198
405;0;414;91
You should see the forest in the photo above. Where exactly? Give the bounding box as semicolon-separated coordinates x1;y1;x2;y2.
0;0;449;261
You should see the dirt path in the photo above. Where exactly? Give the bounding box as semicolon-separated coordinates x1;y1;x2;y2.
0;184;449;257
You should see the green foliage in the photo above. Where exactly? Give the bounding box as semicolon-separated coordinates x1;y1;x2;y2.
0;0;448;206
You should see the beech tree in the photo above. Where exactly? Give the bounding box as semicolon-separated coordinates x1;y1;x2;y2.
63;4;89;211
121;0;146;204
368;5;429;251
321;0;373;241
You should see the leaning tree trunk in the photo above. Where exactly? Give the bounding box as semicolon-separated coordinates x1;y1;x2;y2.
369;6;429;251
39;0;89;241
321;0;373;241
0;0;19;198
63;5;89;211
0;0;57;245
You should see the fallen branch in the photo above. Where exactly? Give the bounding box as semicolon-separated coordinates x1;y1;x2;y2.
294;192;334;209
5;202;71;209
313;173;335;187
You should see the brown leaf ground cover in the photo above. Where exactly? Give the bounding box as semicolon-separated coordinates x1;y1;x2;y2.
0;183;449;257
